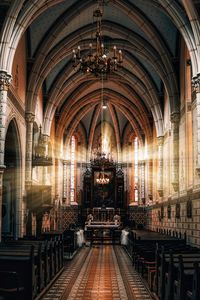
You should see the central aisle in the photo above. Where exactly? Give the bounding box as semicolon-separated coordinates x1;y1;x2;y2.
42;245;153;300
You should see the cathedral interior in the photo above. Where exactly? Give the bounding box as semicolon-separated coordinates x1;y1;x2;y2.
0;0;200;299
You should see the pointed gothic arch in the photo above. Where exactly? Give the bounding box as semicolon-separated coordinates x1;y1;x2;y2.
2;118;22;239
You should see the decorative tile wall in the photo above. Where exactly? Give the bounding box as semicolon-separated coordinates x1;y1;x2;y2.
128;206;147;227
62;206;79;230
147;196;200;247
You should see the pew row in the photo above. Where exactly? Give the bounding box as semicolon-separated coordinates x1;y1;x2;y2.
0;239;64;299
124;229;200;300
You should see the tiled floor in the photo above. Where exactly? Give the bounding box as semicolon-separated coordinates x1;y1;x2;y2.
42;245;153;300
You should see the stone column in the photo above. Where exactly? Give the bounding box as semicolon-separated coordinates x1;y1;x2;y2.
66;161;71;205
63;160;67;204
140;160;145;204
42;134;49;185
192;75;200;174
25;113;35;187
25;113;34;236
157;136;164;197
0;71;12;241
147;142;153;202
171;112;180;192
55;158;60;198
141;160;145;204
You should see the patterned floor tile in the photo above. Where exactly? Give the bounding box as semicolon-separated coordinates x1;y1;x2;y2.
41;245;153;300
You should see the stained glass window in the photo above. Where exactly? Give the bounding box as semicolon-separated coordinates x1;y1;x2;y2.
134;137;138;202
70;135;76;203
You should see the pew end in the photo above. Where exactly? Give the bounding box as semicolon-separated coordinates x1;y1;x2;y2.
0;271;24;300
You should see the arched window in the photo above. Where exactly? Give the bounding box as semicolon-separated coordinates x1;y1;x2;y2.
134;137;139;202
70;135;76;203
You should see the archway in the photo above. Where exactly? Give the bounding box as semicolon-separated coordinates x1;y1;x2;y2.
2;120;21;239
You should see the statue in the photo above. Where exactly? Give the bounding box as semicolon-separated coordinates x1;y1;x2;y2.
113;214;120;225
87;213;93;224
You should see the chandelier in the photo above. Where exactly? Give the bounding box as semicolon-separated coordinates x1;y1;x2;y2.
96;169;110;185
72;5;123;76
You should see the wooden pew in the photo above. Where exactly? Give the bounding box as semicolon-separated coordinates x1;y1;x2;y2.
63;229;78;254
173;256;200;300
125;228;199;299
41;230;63;242
156;245;196;296
128;230;187;293
1;238;64;296
133;242;156;274
40;231;64;274
3;240;47;292
133;239;186;275
10;238;63;277
186;262;200;300
157;249;200;300
0;245;37;299
0;270;25;299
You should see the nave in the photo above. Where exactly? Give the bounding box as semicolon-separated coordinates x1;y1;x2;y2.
42;245;153;300
1;1;200;299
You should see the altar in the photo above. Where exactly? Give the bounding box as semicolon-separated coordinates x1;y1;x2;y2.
82;151;125;233
85;208;121;244
85;221;121;244
86;222;119;230
89;207;117;222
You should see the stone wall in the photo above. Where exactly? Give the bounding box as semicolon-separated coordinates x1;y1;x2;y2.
147;193;200;247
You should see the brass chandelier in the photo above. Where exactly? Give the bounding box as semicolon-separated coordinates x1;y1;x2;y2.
96;169;110;185
72;5;123;76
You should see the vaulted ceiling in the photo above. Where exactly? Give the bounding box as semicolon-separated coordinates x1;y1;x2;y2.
1;0;198;151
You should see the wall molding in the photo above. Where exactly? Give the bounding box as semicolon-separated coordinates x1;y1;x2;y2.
147;189;200;209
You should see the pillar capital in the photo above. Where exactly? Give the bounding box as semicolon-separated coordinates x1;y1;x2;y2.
157;136;164;146
0;71;12;91
192;74;200;93
170;112;180;124
25;112;35;123
0;73;10;166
